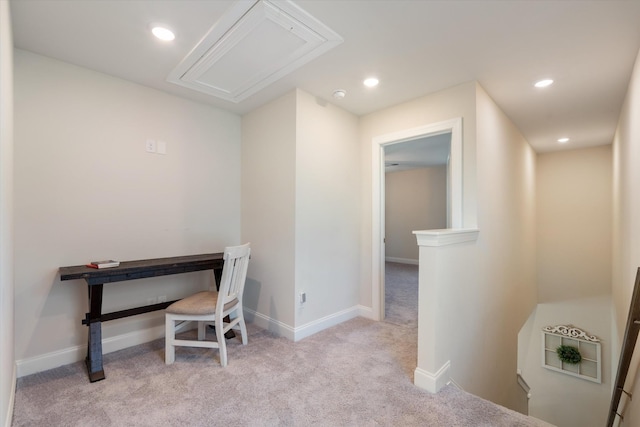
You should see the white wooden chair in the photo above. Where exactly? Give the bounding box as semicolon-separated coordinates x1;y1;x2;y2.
165;243;250;366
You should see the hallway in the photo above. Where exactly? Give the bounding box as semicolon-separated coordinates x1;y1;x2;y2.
385;262;418;328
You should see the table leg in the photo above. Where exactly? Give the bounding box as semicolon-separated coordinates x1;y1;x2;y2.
85;284;105;382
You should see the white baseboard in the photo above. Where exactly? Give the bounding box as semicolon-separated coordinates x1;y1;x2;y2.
16;306;371;377
414;360;451;393
293;306;361;342
4;364;15;427
517;371;531;394
356;304;376;320
16;324;167;378
385;257;419;265
245;305;366;342
244;308;296;340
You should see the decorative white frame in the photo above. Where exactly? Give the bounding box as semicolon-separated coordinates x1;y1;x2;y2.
167;0;343;103
541;325;601;383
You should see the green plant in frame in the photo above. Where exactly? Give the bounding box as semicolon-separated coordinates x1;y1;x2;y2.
556;345;582;364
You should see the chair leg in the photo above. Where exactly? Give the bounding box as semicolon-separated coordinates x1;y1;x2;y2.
165;315;175;365
215;315;227;367
236;307;248;345
197;321;206;340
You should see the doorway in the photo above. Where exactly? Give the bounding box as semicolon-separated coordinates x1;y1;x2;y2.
371;118;463;321
383;136;449;326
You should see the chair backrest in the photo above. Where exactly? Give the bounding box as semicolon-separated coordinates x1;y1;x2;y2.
217;243;251;310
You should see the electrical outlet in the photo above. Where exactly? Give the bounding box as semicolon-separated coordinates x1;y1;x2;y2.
299;292;306;304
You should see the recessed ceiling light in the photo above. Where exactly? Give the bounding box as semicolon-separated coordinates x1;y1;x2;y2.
151;25;175;41
534;79;554;88
363;77;379;88
557;137;570;144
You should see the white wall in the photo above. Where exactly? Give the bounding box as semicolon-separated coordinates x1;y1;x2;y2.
241;89;361;339
295;90;360;328
468;83;537;409
612;46;640;425
537;146;612;302
521;145;613;427
385;167;447;262
0;2;15;426
241;91;297;332
13;50;242;375
521;297;612;427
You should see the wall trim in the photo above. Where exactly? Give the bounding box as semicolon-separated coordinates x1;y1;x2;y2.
16;324;167;378
293;306;361;341
246;305;365;342
4;365;15;427
357;304;376;320
414;360;451;393
385;257;419;265
244;308;296;340
413;228;479;247
517;370;531;397
17;307;366;377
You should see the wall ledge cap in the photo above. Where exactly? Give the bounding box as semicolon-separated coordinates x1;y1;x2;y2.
413;228;479;247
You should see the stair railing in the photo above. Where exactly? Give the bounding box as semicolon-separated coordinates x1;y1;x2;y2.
607;268;640;426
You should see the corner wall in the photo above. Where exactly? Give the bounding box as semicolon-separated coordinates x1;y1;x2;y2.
471;83;537;409
359;82;537;410
241;89;361;339
521;145;613;427
241;91;297;334
612;46;640;425
0;3;15;426
295;90;361;331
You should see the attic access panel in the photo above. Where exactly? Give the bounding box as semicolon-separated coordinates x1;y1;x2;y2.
167;0;343;103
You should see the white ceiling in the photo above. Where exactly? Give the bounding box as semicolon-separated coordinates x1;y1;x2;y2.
385;133;451;172
10;0;640;153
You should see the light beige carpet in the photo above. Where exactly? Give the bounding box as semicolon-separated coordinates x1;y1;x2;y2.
384;262;419;328
12;316;551;426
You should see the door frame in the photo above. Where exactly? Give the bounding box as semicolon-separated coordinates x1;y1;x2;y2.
371;117;463;321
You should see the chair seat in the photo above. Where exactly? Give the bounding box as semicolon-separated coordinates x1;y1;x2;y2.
166;291;238;315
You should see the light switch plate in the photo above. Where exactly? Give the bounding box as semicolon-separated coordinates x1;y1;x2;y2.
145;139;157;153
157;140;167;155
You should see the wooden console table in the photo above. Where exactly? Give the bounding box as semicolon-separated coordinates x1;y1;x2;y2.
59;253;224;382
